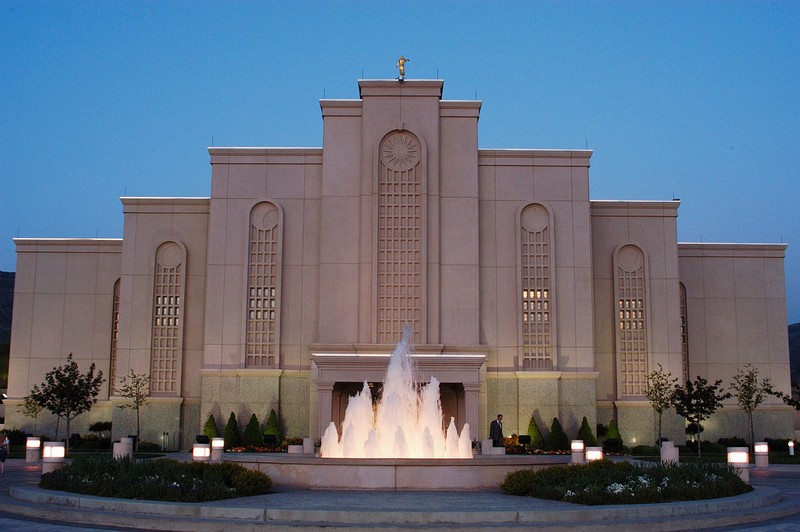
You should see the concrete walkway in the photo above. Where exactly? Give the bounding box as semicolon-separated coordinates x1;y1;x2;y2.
0;457;799;531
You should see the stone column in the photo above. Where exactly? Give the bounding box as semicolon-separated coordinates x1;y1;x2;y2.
316;381;335;439
464;383;481;438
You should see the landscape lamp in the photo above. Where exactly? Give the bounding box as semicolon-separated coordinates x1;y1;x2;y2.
727;447;750;483
192;443;211;461
585;446;603;461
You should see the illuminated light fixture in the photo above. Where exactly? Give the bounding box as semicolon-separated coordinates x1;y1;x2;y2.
789;441;795;456
585;446;603;461
26;437;42;464
192;443;211;461
571;440;585;464
727;447;750;483
42;442;65;460
210;437;225;463
211;437;225;449
754;442;769;468
26;437;41;449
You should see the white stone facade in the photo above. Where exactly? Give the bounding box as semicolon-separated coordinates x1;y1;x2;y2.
6;79;793;449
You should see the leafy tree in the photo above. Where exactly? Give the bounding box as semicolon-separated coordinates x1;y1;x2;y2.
576;416;597;446
19;395;44;433
203;414;219;439
115;370;151;450
243;413;262;447
672;376;731;456
263;408;281;442
223;412;241;449
548;417;570;451
774;383;800;410
527;415;545;449
730;364;774;448
88;421;112;439
644;363;678;445
29;353;104;449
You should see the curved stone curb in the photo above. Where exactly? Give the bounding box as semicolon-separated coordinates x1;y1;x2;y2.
6;484;795;529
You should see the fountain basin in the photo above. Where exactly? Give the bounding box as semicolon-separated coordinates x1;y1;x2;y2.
225;453;569;491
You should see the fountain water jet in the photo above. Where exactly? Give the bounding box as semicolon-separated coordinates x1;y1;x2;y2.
320;325;472;459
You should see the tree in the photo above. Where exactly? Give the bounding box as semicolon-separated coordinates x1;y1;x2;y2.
263;408;281;444
223;412;241;449
115;370;151;450
243;413;262;447
19;395;44;433
644;363;678;445
774;383;800;410
527;415;545;449
672;376;731;456
548;417;570;451
29;353;104;450
576;416;597;446
730;364;774;449
203;414;219;439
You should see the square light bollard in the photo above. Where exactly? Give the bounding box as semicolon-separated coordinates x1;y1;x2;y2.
303;437;315;454
192;443;211;462
210;438;224;463
42;442;66;475
570;440;585;464
754;442;769;468
585;446;603;462
727;447;750;483
113;437;133;459
789;441;795;456
660;440;679;464
25;437;41;463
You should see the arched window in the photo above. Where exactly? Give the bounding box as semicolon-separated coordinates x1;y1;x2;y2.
377;131;424;343
109;278;120;392
150;242;186;394
518;204;555;370
614;244;649;397
246;202;282;367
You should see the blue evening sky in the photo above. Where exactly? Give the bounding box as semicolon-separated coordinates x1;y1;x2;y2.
1;1;798;323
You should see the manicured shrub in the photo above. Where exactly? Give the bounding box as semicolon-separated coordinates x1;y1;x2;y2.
630;445;659;456
222;412;241;449
765;438;793;452
576;416;597;446
548;418;570;451
39;455;271;501
263;408;281;442
718;436;747;448
527;415;545;449
137;441;160;452
242;413;262;447
203;414;219;440
686;440;725;454
603;419;624;453
501;460;751;504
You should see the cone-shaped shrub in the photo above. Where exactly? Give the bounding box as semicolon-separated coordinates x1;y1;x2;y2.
606;418;622;440
242;413;262;447
603;418;625;453
577;416;597;446
203;414;219;440
263;408;281;440
223;412;241;449
527;415;545;449
548;417;570;451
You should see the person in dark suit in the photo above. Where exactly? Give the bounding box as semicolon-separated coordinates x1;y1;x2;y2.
489;414;504;447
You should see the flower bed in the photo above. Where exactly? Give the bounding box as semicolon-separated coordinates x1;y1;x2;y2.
501;460;751;505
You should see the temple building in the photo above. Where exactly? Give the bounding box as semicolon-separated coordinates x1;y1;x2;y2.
6;78;794;448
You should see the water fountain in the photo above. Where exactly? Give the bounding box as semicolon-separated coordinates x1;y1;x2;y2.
320;324;472;459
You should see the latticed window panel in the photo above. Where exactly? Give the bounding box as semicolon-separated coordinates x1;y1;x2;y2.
377;132;423;343
519;204;553;370
679;282;689;383
615;245;648;397
150;242;185;394
109;278;121;391
246;203;281;367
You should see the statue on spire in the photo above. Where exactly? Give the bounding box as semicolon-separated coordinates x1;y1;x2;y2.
396;56;410;80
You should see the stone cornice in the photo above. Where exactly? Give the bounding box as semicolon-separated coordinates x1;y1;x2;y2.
478;149;592;167
14;238;122;253
121;197;209;215
590;200;680;218
678;242;787;258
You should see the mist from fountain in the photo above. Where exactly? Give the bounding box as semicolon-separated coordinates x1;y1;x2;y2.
320;325;472;459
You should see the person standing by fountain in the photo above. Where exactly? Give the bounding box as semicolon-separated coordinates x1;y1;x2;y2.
490;414;504;448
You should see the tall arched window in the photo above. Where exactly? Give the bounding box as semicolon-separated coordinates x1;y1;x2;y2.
518;204;555;370
246;202;282;367
377;131;424;343
150;242;186;394
679;282;689;383
614;244;649;397
109;278;120;392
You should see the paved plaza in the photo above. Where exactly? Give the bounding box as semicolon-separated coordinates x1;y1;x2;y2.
0;456;799;530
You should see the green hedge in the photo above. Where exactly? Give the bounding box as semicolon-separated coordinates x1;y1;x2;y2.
40;455;271;502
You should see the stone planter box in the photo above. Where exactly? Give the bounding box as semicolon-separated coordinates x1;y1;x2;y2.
287;444;304;454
